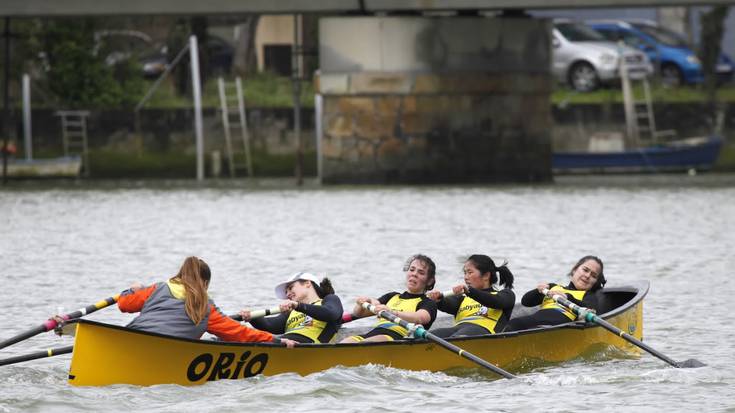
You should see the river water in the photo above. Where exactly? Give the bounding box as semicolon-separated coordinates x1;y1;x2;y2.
1;175;734;412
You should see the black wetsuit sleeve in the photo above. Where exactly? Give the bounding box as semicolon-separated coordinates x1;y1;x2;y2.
248;312;287;334
572;291;600;311
466;287;516;310
521;283;557;307
296;295;344;322
377;292;398;305
417;297;438;323
436;294;462;315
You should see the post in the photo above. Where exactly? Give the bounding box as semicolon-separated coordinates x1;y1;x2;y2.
22;73;31;160
618;42;638;146
189;35;204;181
314;93;323;184
292;14;303;186
2;17;10;184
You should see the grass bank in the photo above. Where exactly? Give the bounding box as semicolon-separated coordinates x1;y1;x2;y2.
88;148;317;179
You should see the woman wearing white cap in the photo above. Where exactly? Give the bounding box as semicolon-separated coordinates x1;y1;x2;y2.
239;272;343;344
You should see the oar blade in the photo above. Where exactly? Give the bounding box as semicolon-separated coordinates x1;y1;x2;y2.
676;359;706;368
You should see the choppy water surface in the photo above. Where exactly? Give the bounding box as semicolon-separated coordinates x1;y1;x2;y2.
1;175;734;412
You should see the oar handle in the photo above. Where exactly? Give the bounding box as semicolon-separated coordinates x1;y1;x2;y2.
359;302;516;379
541;288;596;320
360;302;423;336
230;307;284;322
0;345;74;367
0;294;120;351
541;288;689;368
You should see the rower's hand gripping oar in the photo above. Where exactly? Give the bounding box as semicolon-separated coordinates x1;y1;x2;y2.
360;302;516;379
0;295;120;351
541;289;705;368
342;290;458;323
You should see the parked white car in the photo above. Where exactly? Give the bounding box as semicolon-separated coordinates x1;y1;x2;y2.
552;20;653;92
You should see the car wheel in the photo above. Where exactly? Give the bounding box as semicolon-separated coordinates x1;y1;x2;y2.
568;62;599;92
661;63;683;87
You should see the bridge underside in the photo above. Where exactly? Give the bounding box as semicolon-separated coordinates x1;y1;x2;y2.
0;0;729;17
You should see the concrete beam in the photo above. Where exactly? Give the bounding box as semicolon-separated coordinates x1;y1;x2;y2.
1;0;732;17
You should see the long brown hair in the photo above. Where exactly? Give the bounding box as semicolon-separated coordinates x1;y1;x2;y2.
170;256;211;325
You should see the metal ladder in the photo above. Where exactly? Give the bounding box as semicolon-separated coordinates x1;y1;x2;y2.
620;60;676;146
57;110;90;176
217;77;253;178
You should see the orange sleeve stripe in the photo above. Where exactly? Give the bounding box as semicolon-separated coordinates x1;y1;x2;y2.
117;285;157;313
207;305;275;343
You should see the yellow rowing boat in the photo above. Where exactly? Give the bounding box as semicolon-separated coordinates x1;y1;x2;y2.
67;281;648;386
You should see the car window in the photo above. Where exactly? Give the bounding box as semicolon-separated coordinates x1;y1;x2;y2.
621;33;646;48
594;28;619;41
556;23;607;42
632;24;688;48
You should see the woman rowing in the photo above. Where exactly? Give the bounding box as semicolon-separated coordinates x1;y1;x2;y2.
239;272;343;344
427;255;515;337
340;254;438;343
505;255;606;331
110;256;297;347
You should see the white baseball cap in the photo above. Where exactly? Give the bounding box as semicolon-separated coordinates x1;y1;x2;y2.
274;272;320;299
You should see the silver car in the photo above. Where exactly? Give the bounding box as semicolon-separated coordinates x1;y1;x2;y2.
552;20;653;92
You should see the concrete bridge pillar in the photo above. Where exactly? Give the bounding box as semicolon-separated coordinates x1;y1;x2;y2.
317;16;553;184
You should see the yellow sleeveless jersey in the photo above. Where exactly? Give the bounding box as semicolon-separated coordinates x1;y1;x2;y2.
454;293;504;334
374;294;426;337
540;285;587;320
285;299;329;343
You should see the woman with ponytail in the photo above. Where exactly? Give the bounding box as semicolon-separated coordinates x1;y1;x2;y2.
116;257;296;347
505;255;606;332
427;255;515;338
239;272;343;344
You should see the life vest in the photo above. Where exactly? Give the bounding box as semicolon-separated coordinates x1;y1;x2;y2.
374;294;425;337
126;281;211;339
540;285;587;320
454;293;504;334
284;299;330;343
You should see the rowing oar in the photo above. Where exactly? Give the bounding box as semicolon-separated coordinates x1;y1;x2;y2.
542;289;705;368
0;345;73;367
230;306;285;322
360;302;516;379
0;294;120;351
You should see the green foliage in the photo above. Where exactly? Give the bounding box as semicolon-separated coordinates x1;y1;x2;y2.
246;149;316;177
139;72;316;109
86;148;316;178
714;141;735;171
40;19;143;108
552;83;735;105
88;149;198;178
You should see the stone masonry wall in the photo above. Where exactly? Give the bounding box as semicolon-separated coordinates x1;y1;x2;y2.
317;16;553;184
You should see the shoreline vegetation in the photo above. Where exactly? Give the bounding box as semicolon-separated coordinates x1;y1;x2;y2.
8;74;735;178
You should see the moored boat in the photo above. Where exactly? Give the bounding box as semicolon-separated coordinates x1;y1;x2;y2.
2;156;82;178
67;281;648;386
553;136;722;174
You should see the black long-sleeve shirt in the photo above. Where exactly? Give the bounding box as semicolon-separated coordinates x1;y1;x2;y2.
437;287;515;315
520;282;599;310
249;294;343;339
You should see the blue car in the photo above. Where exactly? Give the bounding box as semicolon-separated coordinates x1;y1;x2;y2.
587;20;734;86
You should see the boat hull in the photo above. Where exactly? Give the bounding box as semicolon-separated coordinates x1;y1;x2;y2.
553;136;722;174
2;156;82;178
68;282;647;386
